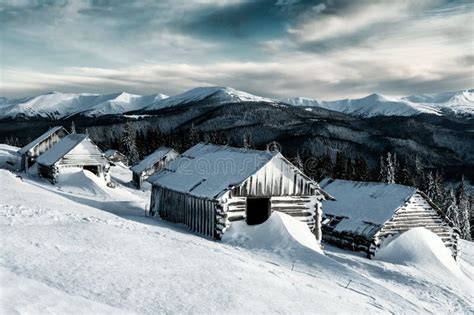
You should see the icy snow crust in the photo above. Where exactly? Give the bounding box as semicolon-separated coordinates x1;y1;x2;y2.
1;168;473;313
320;179;416;233
284;89;474;117
130;146;174;174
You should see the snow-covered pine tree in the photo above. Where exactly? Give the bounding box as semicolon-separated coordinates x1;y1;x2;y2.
294;151;304;171
424;172;436;201
414;155;424;187
456;176;472;240
380;152;395;183
444;188;460;230
70;121;76;134
243;133;255;150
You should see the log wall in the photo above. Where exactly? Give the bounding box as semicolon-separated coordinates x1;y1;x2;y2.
150;186;221;239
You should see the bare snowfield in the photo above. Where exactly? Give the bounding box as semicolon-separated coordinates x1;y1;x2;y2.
0;153;473;313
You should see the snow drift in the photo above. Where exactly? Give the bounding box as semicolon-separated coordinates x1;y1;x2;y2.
375;228;459;274
0;144;19;170
223;211;323;255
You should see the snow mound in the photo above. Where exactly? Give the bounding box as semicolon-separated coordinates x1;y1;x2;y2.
0;144;20;170
375;228;459;274
56;168;109;197
223;211;323;255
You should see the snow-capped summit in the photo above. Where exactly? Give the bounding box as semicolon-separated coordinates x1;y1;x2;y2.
0;91;168;119
143;86;275;111
283;89;473;118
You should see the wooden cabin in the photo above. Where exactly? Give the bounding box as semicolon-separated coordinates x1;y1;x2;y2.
104;149;128;166
319;179;459;259
36;134;110;184
147;143;329;240
131;146;178;188
18;126;69;171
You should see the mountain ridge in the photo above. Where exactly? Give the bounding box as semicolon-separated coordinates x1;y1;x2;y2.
1;87;472;120
283;89;473;118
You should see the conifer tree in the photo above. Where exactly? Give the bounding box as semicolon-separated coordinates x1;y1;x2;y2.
243;133;255;150
189;123;200;147
456;176;472;240
294;151;304;171
333;152;347;179
121;122;139;165
70;121;76;134
444;188;460;230
354;156;369;181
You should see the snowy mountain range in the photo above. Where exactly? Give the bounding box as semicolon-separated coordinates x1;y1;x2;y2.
283;90;474;118
142;86;275;111
0;92;168;119
0;87;472;120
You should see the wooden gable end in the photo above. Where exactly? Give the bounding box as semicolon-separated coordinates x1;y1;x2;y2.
231;154;317;197
373;192;459;258
58;139;106;166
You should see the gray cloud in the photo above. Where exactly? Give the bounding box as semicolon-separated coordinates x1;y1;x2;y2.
0;0;472;99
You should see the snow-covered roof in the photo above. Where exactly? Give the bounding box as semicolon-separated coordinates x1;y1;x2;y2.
147;143;278;199
104;149;124;158
131;147;176;174
37;134;90;166
18;126;67;155
319;179;417;234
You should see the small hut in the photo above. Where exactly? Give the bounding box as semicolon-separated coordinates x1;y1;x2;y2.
131;146;178;188
104;149;128;166
319;179;459;258
36;134;110;184
147;143;329;240
18;126;68;171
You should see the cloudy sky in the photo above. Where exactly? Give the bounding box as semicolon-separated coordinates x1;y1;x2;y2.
0;0;473;100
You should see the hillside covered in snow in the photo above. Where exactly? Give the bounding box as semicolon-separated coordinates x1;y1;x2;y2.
283;89;474;118
0;146;473;313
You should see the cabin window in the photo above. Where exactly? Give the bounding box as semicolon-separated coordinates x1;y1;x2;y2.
246;197;271;225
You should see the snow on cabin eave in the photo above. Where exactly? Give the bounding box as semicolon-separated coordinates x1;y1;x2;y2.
18;126;68;156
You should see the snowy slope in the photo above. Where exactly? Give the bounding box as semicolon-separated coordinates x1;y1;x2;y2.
0;92;167;119
284;89;473;118
1;164;473;313
143;86;275;111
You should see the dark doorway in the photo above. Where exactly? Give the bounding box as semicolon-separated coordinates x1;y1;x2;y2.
246;197;271;225
83;165;99;176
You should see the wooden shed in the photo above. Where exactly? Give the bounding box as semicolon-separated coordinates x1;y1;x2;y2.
147;143;328;240
319;179;459;259
36;134;110;184
18;126;68;171
131;146;178;188
104;149;128;166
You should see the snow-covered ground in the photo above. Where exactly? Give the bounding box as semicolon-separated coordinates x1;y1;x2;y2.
0;148;473;313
